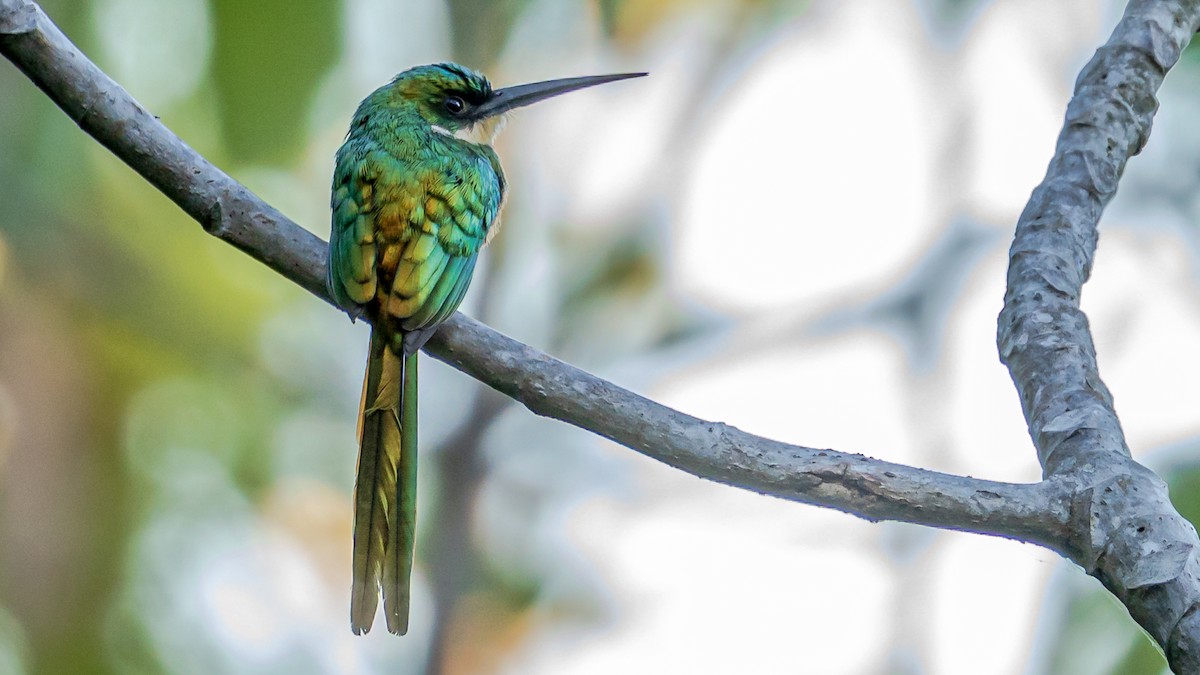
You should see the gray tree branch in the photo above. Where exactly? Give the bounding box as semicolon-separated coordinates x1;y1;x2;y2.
0;0;1068;545
996;1;1200;670
0;0;1195;669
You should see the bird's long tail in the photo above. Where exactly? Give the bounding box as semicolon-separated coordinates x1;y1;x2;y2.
384;348;418;634
350;328;419;635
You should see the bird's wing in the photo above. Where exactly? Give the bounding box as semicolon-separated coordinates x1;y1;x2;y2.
387;151;502;334
328;141;381;313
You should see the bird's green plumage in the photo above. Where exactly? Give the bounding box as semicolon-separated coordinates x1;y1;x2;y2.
350;329;401;632
329;61;644;636
329;63;504;636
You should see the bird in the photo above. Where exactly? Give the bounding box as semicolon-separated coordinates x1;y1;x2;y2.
327;63;645;635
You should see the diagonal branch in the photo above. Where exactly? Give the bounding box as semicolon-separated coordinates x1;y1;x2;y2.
997;1;1200;670
0;0;1070;546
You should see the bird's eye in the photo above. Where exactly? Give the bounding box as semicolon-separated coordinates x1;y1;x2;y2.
444;96;466;115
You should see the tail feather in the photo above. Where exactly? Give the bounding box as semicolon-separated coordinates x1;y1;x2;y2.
383;351;419;634
350;329;403;634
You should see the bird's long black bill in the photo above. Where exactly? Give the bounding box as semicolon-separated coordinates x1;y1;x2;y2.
472;72;647;119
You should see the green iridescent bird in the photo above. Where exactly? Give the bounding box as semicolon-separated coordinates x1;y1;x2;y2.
328;63;644;635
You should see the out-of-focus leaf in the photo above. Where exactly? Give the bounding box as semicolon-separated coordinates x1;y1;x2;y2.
1184;36;1200;67
1043;588;1141;675
603;0;795;44
1109;635;1169;675
559;232;658;311
914;0;993;37
444;0;533;67
440;591;539;675
209;0;339;164
0;607;28;675
1168;462;1200;525
598;0;621;36
102;595;167;675
553;224;694;360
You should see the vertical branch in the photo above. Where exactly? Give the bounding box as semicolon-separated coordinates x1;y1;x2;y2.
422;391;507;674
422;244;512;675
996;1;1200;670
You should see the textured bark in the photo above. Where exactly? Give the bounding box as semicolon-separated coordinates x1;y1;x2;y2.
3;0;1199;669
996;2;1200;670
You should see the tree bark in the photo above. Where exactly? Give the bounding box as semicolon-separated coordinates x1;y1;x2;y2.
997;1;1200;668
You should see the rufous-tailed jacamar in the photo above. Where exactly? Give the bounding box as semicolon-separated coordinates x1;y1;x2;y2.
328;63;644;635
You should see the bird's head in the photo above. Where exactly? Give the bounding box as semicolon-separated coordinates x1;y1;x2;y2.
357;63;645;144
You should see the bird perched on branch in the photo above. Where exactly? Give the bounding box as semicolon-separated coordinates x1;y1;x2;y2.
327;63;645;635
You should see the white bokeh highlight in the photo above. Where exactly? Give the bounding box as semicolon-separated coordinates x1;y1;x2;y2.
679;0;939;312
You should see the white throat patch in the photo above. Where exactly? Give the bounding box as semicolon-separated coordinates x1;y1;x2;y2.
431;116;507;145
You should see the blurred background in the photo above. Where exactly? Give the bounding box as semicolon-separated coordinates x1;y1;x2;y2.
2;0;1200;673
